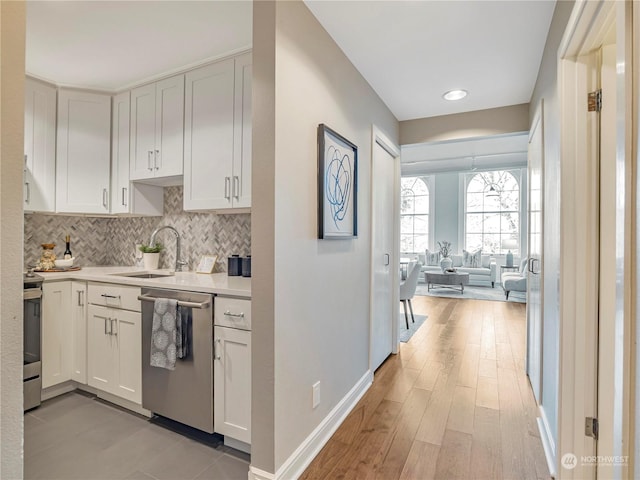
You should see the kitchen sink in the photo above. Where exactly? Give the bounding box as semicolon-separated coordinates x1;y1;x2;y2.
110;271;175;279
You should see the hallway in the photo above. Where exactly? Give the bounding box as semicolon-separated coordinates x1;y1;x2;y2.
301;296;550;479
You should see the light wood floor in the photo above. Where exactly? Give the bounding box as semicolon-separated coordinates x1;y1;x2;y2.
301;295;550;480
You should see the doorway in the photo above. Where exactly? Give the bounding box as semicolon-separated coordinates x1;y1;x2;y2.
369;126;400;372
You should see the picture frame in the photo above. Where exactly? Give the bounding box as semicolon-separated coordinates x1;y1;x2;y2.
317;124;358;239
196;255;218;274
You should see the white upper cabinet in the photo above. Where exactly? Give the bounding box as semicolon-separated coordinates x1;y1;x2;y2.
24;78;56;212
111;91;163;216
56;90;111;214
130;74;184;183
232;53;252;209
183;53;252;211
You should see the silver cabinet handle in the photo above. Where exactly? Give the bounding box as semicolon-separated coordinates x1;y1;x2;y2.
104;317;108;335
224;177;231;200
155;149;160;170
233;176;240;200
110;318;117;336
148;150;153;171
384;253;390;266
214;338;221;360
77;290;84;307
224;310;245;319
101;294;120;299
137;295;210;309
25;182;30;204
102;188;108;208
122;187;127;206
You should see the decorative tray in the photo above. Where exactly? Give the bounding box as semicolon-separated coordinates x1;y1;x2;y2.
34;266;82;273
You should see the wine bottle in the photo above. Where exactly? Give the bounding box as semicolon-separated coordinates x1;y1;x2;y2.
64;234;72;259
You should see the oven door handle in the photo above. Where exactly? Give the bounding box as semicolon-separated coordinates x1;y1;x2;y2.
137;295;210;309
23;289;42;300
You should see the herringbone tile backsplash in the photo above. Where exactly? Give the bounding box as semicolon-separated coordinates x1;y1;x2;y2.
24;187;251;272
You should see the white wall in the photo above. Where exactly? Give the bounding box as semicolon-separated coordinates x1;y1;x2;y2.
528;0;576;450
0;2;26;478
252;0;399;475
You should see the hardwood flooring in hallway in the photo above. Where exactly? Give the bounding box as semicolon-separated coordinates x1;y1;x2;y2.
300;295;550;480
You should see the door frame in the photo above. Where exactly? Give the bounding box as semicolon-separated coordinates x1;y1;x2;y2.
369;125;401;372
557;1;634;478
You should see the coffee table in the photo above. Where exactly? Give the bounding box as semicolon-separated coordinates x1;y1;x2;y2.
425;271;470;294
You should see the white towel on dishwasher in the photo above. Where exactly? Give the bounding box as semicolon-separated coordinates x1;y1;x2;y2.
150;298;179;370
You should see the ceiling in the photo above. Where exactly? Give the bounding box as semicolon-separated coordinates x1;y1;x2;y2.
305;0;556;121
26;1;252;91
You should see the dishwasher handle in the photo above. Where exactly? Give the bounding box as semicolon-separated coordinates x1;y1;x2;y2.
137;294;211;309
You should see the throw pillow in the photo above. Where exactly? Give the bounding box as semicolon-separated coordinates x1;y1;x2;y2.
463;249;482;267
425;249;440;266
481;254;491;268
452;254;463;267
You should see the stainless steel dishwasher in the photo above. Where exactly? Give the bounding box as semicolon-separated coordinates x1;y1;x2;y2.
139;288;214;433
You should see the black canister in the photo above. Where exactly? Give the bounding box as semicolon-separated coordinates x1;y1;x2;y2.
241;256;251;277
228;255;242;276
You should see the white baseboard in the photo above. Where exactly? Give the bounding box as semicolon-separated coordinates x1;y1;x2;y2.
41;380;76;401
538;406;557;478
225;436;251;455
248;466;275;480
268;369;373;480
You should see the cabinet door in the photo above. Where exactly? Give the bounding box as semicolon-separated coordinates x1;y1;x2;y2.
42;282;72;388
87;305;116;393
130;83;156;180
70;282;87;384
232;53;252;209
113;309;142;404
24;78;56;213
56;90;111;214
214;326;251;443
111;92;130;214
183;60;234;210
154;75;184;178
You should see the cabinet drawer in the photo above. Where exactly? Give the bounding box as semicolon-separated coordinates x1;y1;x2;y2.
214;297;251;330
88;283;141;312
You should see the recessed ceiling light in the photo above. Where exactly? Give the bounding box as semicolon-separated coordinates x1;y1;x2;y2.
442;89;468;101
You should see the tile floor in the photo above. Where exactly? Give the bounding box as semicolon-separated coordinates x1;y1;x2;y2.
24;391;250;480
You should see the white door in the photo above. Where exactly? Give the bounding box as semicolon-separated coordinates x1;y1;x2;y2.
111;91;130;214
370;132;399;371
56;90;111;214
70;282;87;384
214;326;251;443
87;304;116;392
183;60;235;210
154;75;184;177
527;103;544;403
232;53;252;208
113;309;142;404
130;83;156;180
42;282;72;388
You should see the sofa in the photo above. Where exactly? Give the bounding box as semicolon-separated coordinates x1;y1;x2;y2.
417;252;497;287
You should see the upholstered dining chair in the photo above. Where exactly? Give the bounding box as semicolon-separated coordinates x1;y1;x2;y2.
399;261;422;329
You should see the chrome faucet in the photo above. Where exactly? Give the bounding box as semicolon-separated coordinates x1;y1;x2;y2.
149;225;188;272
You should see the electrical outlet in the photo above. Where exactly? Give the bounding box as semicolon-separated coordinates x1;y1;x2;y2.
312;381;321;409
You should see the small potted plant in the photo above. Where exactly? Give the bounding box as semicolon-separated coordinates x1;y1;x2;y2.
437;240;453;272
139;243;163;270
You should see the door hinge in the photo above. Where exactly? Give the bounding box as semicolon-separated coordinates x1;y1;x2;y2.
588;89;602;112
585;416;599;439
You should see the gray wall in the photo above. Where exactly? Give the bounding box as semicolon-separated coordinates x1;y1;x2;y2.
252;0;399;473
400;103;529;145
0;2;26;478
528;0;576;452
24;187;251;272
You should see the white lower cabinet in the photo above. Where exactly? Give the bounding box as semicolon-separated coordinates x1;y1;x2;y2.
70;282;87;384
42;282;73;388
87;304;142;404
214;325;251;444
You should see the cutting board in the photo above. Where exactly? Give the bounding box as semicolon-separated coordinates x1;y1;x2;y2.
35;266;82;273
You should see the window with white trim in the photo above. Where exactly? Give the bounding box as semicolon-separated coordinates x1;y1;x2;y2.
465;170;520;254
400;176;430;254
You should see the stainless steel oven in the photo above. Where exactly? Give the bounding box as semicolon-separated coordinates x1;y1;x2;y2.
23;273;43;411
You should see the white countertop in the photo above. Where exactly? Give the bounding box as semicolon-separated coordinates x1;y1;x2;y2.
36;266;251;298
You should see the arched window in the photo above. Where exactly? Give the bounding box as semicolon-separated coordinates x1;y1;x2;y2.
465;170;520;254
401;176;430;254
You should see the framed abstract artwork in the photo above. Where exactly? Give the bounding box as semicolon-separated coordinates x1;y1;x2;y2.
317;124;358;239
